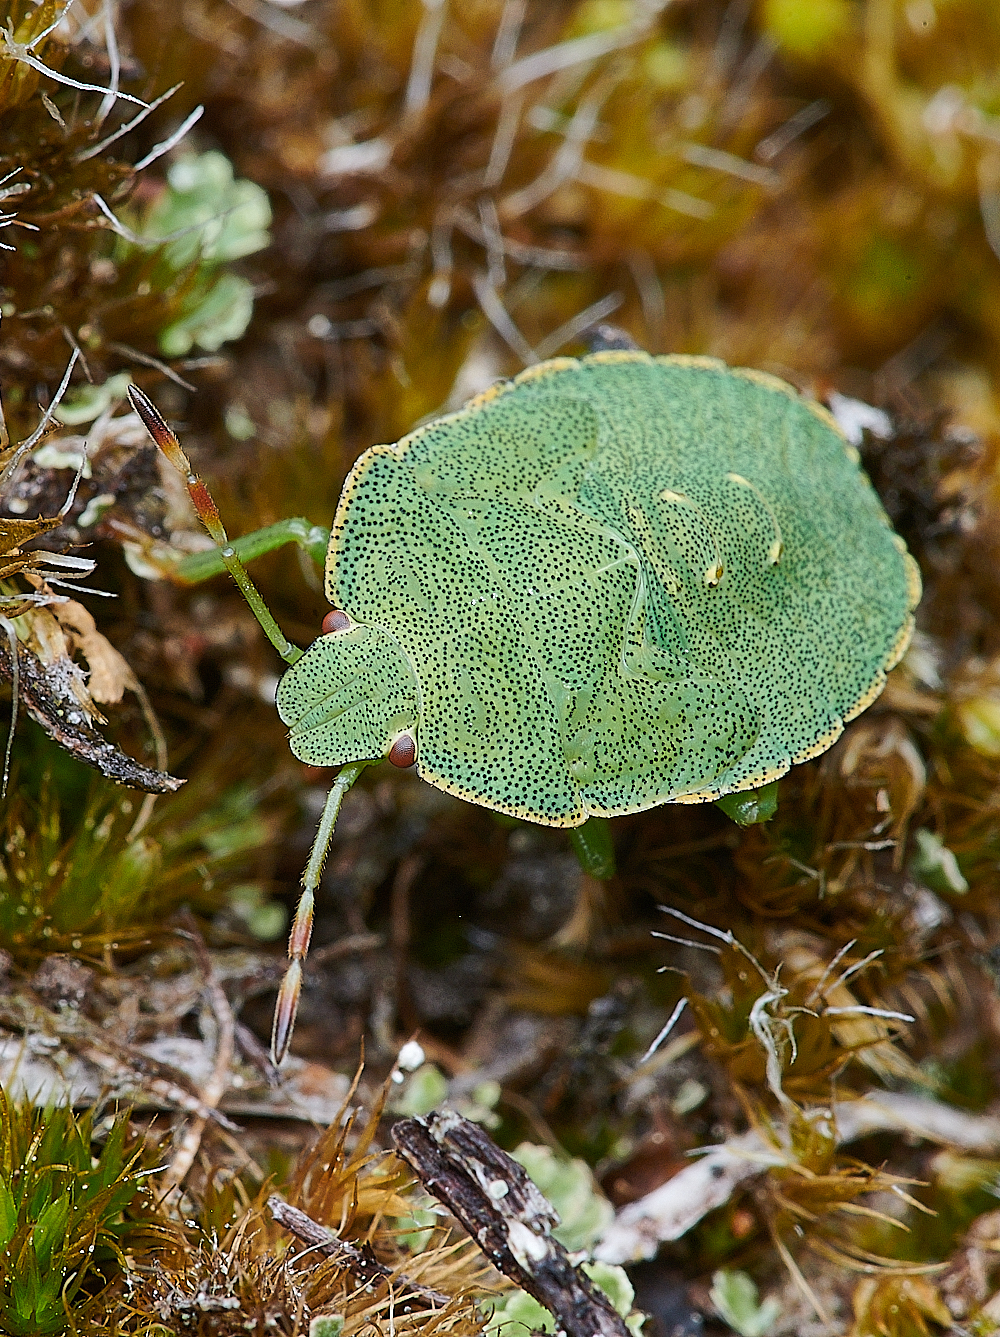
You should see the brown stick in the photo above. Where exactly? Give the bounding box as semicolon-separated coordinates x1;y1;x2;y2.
0;632;183;793
391;1110;630;1337
160;915;236;1198
267;1196;451;1307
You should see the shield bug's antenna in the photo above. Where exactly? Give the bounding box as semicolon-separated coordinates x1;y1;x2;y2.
127;386;302;666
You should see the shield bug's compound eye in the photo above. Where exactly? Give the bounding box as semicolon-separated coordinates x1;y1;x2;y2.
388;734;416;768
322;609;351;634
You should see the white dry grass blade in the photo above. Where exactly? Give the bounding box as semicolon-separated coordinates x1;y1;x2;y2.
498;19;655;94
224;0;317;48
657;904;773;985
532;291;623;360
95;0;120;125
753;98;831;164
490;0;526;73
679;141;779;187
484;90;524;189
132;105;205;172
574;159;714;221
450;203;584;271
803;938;858;1007
0;349;80;492
500;72;614;219
594;1094;1000;1265
75;81;185;162
822;1005;915;1022
404;0;447;118
639;996;688;1063
0;25;148;109
471;271;536;365
427;209;454;308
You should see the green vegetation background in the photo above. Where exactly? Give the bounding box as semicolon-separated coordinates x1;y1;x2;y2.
5;1;1000;1333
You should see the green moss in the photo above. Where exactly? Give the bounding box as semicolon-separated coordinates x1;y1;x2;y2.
0;724;273;958
759;0;854;57
0;1088;166;1336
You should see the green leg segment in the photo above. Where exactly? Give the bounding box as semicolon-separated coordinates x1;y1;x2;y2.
271;759;372;1064
570;816;617;879
173;517;330;585
715;780;779;826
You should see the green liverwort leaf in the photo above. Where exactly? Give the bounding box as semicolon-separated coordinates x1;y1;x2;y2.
393;1063;449;1117
582;1261;644;1333
486;1288;554;1336
911;828;969;895
159;272;256;356
512;1143;613;1253
54;372;133;426
710;1269;782;1337
146;150;272;269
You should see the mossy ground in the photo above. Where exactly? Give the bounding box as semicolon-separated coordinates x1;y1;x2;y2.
4;2;1000;1333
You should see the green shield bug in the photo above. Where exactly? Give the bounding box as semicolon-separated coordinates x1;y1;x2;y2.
128;351;920;1063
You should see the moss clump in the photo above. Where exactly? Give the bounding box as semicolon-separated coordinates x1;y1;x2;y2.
0;1087;165;1336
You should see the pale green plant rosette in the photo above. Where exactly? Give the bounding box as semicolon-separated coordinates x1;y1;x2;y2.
709;1270;782;1337
484;1143;645;1337
120;149;272;356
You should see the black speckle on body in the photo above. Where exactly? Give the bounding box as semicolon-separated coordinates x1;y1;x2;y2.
278;355;919;827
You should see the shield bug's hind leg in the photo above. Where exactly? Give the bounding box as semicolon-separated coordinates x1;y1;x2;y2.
272;759;370;1064
569;815;616;879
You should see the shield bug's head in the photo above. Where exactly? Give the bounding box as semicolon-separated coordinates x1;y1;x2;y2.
276;622;419;770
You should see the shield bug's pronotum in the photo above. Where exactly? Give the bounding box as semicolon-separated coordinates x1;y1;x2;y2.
128;350;920;1063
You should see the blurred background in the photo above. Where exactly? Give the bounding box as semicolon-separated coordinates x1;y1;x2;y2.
6;1;1000;1333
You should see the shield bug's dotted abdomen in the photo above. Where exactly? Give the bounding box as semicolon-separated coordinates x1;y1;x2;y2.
280;352;920;827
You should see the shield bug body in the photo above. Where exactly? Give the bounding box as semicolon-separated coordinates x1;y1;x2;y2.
129;351;920;1063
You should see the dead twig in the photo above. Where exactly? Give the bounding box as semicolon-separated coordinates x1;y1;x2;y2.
392;1109;630;1337
0;632;183;794
160;916;237;1196
267;1196;451;1307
